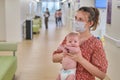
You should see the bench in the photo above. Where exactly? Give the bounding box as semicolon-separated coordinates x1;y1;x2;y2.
32;17;42;34
0;42;17;56
0;42;17;80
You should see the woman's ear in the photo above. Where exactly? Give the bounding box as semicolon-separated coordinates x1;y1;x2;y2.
89;21;94;27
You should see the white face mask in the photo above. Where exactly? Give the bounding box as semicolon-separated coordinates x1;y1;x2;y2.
73;21;86;32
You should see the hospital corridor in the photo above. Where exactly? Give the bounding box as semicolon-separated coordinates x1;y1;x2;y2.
0;0;120;80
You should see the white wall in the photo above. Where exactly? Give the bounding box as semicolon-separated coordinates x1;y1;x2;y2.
0;0;22;42
91;9;107;37
80;0;94;7
106;0;120;40
0;0;38;42
20;0;37;23
20;0;29;23
71;0;95;18
5;0;22;42
20;0;38;39
0;0;6;41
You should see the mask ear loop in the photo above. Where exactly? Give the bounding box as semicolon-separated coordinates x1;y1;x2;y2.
72;19;76;32
73;20;80;32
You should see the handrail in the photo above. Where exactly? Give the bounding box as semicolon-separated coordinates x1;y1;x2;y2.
104;34;120;47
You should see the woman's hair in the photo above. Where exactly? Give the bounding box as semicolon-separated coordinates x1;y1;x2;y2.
78;7;99;31
67;32;79;37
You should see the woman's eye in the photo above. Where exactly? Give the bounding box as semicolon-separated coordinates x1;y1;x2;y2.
75;16;77;20
79;18;83;21
75;17;83;22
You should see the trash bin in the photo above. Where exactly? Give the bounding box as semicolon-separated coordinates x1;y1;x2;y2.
26;19;33;40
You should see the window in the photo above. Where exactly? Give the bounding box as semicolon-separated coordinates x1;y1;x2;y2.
95;0;107;8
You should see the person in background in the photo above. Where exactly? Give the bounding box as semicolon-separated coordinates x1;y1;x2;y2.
56;32;80;80
68;2;70;8
52;6;109;80
55;10;59;27
58;9;62;26
67;0;71;8
44;8;50;29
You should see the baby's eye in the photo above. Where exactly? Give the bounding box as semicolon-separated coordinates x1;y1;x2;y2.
69;41;72;43
74;41;77;43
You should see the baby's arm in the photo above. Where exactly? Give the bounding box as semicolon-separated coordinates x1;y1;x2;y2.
56;74;61;80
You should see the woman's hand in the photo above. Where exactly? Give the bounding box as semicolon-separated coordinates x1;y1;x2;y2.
103;75;111;80
64;45;83;62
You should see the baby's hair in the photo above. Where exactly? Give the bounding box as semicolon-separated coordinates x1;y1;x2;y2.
67;32;79;36
66;32;80;39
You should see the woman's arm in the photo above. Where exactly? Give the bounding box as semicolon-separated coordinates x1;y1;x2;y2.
78;57;106;79
103;75;111;80
67;51;106;79
65;45;107;80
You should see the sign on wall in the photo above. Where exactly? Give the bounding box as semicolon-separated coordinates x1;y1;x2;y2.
107;0;112;24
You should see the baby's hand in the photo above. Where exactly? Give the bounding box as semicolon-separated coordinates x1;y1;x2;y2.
58;45;68;53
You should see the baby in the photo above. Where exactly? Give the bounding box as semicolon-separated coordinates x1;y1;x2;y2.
57;32;80;80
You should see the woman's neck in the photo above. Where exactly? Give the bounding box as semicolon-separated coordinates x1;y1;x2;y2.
79;31;92;43
79;31;92;38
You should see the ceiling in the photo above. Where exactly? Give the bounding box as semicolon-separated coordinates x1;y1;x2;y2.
41;0;61;2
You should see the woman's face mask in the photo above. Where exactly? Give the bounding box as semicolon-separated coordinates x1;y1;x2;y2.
73;21;86;32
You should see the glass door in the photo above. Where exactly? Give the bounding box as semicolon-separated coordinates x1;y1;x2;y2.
41;1;61;14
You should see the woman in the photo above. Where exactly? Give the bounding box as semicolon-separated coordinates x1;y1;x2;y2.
52;7;108;80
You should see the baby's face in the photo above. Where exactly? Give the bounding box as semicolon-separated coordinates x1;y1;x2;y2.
66;36;79;47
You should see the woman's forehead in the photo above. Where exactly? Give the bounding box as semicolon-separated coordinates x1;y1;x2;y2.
75;11;89;21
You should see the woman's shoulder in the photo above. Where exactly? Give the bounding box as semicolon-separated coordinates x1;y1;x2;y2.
82;36;104;54
91;36;101;41
90;36;103;48
84;35;102;47
90;35;102;42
